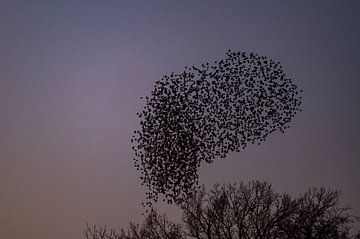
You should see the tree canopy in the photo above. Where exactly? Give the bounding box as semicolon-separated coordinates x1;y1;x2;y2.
84;181;360;239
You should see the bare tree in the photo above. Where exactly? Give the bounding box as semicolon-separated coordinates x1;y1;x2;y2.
181;181;296;239
84;210;185;239
291;188;359;239
84;181;359;239
181;181;359;239
83;223;123;239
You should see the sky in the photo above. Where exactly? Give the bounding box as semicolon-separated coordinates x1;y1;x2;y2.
0;1;359;238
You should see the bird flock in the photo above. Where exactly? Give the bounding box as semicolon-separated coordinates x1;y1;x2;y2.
132;50;302;209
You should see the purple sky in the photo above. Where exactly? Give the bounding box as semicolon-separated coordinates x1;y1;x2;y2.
0;1;359;238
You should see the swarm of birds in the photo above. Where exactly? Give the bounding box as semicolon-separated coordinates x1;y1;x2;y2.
132;50;302;209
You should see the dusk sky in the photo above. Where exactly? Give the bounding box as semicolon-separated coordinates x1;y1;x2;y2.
1;1;359;238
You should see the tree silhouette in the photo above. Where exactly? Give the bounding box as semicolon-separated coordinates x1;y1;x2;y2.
181;181;360;239
84;210;184;239
84;181;360;239
132;51;302;208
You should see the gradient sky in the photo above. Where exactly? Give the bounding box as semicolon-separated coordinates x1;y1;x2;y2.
0;1;359;238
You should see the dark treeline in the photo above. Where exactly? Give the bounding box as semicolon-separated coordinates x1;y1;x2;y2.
84;181;360;239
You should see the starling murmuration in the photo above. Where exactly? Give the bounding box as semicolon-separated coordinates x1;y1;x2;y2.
132;50;302;208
